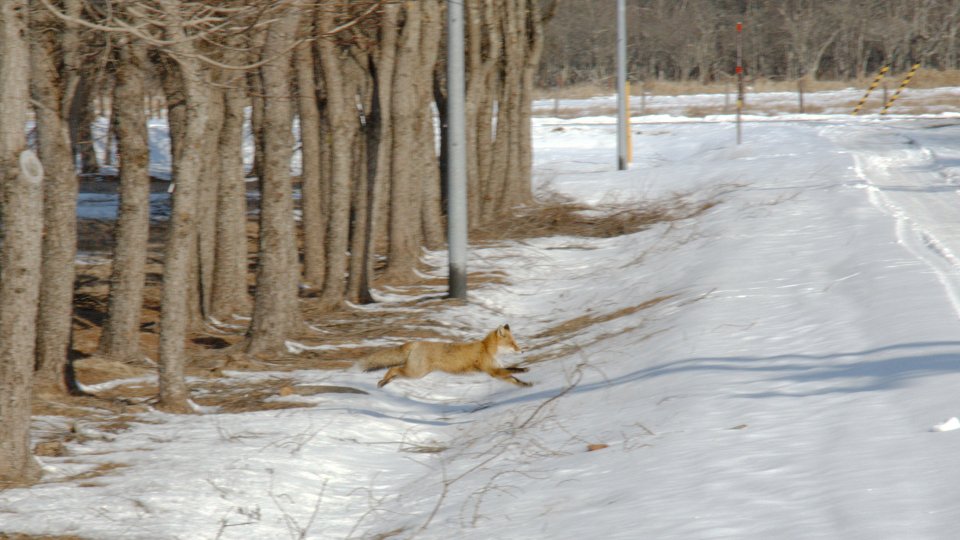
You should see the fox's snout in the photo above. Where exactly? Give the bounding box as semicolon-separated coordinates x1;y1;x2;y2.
497;324;523;354
498;339;522;355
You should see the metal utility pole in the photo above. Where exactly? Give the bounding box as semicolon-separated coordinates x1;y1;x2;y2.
446;0;468;299
616;0;628;170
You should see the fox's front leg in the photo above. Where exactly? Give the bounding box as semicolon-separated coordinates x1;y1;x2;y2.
485;367;532;387
505;366;528;373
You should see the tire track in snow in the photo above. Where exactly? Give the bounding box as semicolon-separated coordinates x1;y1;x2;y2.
818;124;960;536
830;124;960;320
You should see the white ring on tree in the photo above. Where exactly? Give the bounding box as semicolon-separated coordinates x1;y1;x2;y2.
19;149;44;185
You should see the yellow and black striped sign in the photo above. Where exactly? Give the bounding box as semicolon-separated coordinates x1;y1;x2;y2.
851;65;889;115
880;63;921;115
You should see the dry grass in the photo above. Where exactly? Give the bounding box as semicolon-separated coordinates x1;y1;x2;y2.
889;95;960;114
535;297;673;341
523;296;674;365
681;105;720;118
191;377;366;414
750;68;960;91
67;462;129;486
536;82;617;100
474;192;717;243
900;68;960;88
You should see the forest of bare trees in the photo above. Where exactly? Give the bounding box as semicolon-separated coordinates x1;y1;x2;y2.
0;0;553;486
540;0;960;86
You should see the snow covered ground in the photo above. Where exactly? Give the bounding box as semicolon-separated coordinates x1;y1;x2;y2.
3;90;960;538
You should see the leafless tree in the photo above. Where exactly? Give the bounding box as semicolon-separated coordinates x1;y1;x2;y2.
295;11;326;291
245;3;303;354
99;34;152;365
154;1;213;413
538;0;960;85
384;0;443;282
0;0;44;487
30;0;82;395
210;40;251;322
315;1;362;306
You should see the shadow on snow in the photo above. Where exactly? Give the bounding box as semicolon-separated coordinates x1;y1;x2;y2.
487;341;960;409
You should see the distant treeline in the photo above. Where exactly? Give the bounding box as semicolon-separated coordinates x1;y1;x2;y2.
540;0;960;85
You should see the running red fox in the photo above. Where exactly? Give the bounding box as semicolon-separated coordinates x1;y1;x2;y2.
362;324;531;388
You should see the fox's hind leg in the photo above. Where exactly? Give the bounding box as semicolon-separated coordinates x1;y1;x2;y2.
505;366;528;373
378;366;403;388
484;367;532;387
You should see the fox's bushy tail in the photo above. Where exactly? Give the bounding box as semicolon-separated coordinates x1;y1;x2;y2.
360;347;407;372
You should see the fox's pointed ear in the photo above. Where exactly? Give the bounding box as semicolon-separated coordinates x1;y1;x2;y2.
503;323;510;331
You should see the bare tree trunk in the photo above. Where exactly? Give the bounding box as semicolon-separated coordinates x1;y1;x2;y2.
384;2;443;282
99;37;151;364
246;6;303;354
384;3;422;282
295;28;326;289
481;4;510;223
514;0;546;205
158;52;206;329
475;2;507;223
210;69;251;321
368;3;400;269
0;0;43;486
316;6;357;307
346;59;374;304
72;80;100;175
779;2;841;82
246;29;267;180
158;55;186;169
474;0;543;221
464;0;496;229
474;1;501;226
156;7;211;413
495;0;525;212
61;0;84;168
103;96;117;167
418;3;444;250
347;117;373;304
30;5;79;395
197;84;225;318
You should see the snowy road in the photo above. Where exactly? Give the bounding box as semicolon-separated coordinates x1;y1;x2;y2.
830;122;960;317
534;115;960;539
